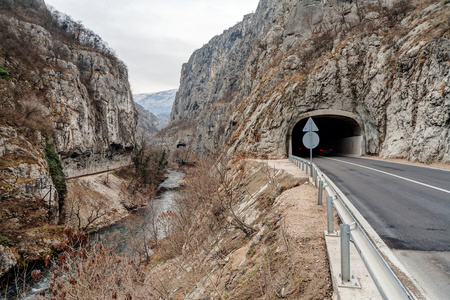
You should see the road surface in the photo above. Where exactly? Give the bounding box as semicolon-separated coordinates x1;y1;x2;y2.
313;156;450;299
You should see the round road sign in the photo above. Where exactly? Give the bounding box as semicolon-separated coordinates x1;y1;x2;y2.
303;132;320;149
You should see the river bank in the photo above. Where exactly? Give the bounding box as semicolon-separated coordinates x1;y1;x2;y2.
1;169;183;298
143;159;333;299
3;159;334;299
91;170;185;254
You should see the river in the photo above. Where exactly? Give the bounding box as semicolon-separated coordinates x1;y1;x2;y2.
92;170;184;254
6;170;184;299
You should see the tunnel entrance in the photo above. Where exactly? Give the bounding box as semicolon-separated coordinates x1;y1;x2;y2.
290;113;363;157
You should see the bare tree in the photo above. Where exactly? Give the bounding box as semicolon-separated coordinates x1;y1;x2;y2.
214;159;257;235
35;229;145;300
66;181;107;232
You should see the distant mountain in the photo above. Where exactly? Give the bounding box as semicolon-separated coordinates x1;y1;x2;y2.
154;112;171;128
134;89;177;115
135;103;160;141
133;89;177;129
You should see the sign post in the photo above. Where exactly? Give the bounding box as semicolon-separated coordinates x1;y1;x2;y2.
302;117;319;176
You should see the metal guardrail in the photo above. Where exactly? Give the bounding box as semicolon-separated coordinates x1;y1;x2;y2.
289;154;413;300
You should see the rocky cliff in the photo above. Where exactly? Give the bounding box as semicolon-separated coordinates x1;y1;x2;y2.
48;48;136;177
0;0;136;277
1;1;136;178
162;0;449;163
135;103;160;140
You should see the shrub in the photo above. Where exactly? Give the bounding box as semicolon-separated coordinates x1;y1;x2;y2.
385;0;413;24
0;65;10;80
0;235;11;246
43;139;67;212
131;142;168;187
33;227;145;299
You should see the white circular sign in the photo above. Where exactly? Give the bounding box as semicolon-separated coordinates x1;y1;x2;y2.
302;132;320;149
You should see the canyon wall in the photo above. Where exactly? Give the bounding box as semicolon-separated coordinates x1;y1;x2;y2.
0;0;136;276
0;6;136;178
163;0;449;163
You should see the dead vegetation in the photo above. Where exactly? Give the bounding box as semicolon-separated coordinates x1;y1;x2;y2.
64;152;166;234
20;155;333;299
31;227;146;300
65;180;109;232
0;95;53;146
141;156;332;299
155;118;198;138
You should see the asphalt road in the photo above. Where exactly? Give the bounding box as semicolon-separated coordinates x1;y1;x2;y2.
311;156;450;299
313;156;450;251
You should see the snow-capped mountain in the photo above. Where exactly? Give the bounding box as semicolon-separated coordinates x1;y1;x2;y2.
134;89;177;115
133;89;177;128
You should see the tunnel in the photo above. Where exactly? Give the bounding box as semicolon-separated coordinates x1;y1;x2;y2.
290;114;363;157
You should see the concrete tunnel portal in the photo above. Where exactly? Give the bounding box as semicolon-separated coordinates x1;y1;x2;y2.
288;110;364;158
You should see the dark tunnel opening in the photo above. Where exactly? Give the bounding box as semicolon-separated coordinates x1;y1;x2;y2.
291;116;362;157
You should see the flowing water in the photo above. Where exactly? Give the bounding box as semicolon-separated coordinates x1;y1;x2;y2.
2;170;184;299
92;170;184;253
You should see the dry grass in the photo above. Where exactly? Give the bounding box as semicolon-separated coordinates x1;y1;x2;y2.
33;228;146;300
0;97;53;145
4;158;333;299
156;119;198;137
142;157;332;299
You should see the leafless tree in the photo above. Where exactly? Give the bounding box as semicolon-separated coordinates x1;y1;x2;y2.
66;181;107;232
34;228;145;299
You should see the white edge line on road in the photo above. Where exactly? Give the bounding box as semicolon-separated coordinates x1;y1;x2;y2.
318;169;428;299
324;157;450;195
358;156;450;173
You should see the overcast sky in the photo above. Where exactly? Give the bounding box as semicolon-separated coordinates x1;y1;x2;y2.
44;0;260;94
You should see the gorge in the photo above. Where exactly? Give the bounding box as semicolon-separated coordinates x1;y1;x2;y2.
0;0;449;298
158;0;449;164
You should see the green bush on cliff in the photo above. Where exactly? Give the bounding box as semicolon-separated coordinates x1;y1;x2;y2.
44;139;67;207
0;235;11;246
0;66;10;81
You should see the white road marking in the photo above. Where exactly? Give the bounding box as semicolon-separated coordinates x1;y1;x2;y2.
323;157;450;195
358;156;450;173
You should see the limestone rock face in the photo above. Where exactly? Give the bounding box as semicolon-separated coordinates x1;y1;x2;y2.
0;1;136;274
44;49;136;177
163;0;449;163
0;126;57;277
170;1;277;123
0;15;136;177
0;127;57;206
135;103;160;141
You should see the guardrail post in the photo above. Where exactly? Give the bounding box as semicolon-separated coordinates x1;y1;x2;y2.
297;154;409;297
318;180;323;205
327;196;333;234
313;168;318;186
340;223;351;282
306;163;309;174
302;161;304;171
